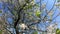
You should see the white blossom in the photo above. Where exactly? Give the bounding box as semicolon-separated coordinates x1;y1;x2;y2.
19;23;27;30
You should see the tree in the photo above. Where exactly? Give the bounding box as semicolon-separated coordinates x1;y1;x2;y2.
57;0;60;2
56;28;60;34
0;0;60;34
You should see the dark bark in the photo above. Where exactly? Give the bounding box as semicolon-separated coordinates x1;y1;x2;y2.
14;4;26;34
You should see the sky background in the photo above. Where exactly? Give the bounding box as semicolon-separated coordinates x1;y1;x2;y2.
0;0;60;32
35;0;60;29
0;0;60;34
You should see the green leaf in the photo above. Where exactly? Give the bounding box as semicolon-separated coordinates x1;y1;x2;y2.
35;10;41;17
0;10;2;13
56;28;60;34
0;30;2;34
28;12;32;16
32;31;38;34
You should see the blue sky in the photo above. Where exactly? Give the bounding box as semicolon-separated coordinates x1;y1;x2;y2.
0;0;60;28
35;0;60;29
0;0;60;34
0;2;13;24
